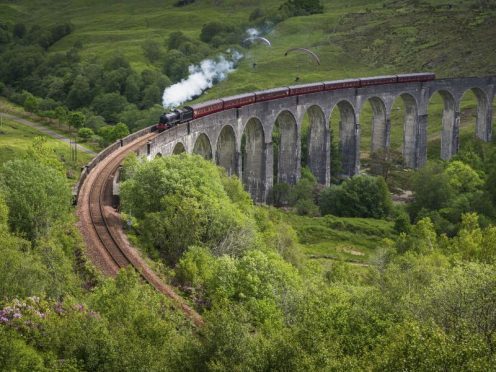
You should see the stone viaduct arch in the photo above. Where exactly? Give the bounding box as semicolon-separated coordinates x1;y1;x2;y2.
193;133;212;160
427;90;456;160
273;110;299;184
216;125;237;176
331;100;358;177
367;97;388;154
399;93;419;169
305;105;327;184
148;76;495;202
242;118;266;202
172;142;186;154
465;87;490;141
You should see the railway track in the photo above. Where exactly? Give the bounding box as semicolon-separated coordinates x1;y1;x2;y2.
78;133;203;327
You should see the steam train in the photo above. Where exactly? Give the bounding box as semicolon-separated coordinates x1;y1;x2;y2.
156;72;435;132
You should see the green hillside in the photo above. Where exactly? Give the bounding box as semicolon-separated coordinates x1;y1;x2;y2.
1;1;496;370
1;0;494;161
1;0;495;89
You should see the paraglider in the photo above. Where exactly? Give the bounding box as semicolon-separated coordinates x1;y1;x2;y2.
243;36;272;47
284;48;321;65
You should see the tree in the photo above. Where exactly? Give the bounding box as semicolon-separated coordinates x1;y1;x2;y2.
98;123;129;145
200;22;227;43
50;22;74;44
409;162;453;219
124;73;142;103
66;75;92;109
396;217;437;254
142;39;163;62
68;111;85;130
23;93;40;113
0;159;70;241
120;155;256;265
112;122;129;140
91;93;128;123
445;161;483;194
162;50;189;82
54;106;67;127
78;127;94;141
103;68;129;94
168;31;190;50
13;23;27;38
104;54;130;71
279;0;324;16
141;84;162;108
320;175;392;218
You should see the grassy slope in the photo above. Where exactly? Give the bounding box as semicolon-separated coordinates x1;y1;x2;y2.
1;0;494;265
0;117;92;182
2;0;494;156
276;209;395;265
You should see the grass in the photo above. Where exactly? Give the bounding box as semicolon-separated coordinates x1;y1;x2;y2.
1;1;494;87
1;0;494;146
0;118;92;184
0;98;102;153
271;208;396;267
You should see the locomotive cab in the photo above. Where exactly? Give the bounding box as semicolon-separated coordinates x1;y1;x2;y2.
157;111;180;132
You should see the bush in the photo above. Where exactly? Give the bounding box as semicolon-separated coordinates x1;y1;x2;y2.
249;8;265;21
120;155;256;265
141;39;163;62
0;159;70;241
162;50;189;82
279;0;324;16
320;175;392;218
271;183;291;207
98;123;129;145
78;127;94;141
91;93;128;123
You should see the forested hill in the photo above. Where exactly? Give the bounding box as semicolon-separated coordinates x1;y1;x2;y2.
0;0;495;131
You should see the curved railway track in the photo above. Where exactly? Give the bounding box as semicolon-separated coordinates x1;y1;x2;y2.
77;133;203;327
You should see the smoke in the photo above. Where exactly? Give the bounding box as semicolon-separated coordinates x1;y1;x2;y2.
246;28;259;38
162;51;243;109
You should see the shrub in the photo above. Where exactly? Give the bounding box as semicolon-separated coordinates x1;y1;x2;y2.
320;175;392;218
78;127;94;141
120;155;256;265
279;0;324;16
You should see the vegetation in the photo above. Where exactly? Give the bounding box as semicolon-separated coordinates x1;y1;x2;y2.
0;0;496;370
320;175;393;218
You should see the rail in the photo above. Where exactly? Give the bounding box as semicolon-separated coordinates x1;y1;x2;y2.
72;125;155;204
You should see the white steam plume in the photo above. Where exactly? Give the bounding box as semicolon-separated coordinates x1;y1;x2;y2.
246;28;259;37
162;51;243;109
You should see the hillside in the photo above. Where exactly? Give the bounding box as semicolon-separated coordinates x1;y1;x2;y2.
1;0;494;161
1;0;495;91
1;1;496;370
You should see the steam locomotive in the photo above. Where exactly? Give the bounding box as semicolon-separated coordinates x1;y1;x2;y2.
156;72;435;132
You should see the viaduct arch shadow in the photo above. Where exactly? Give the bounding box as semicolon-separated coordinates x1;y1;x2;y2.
273;110;298;184
305;105;327;184
173;142;186;155
330;100;357;177
193;133;212;160
216;125;237;176
242;118;266;202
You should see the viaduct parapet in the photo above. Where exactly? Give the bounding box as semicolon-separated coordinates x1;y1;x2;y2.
144;76;495;202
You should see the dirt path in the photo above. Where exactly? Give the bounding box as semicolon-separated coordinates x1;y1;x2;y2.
1;112;97;155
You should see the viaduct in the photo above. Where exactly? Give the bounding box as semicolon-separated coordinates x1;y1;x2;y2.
133;76;494;203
